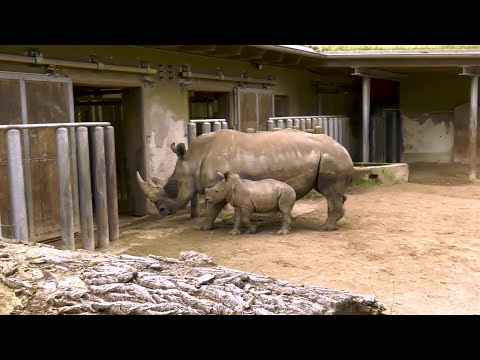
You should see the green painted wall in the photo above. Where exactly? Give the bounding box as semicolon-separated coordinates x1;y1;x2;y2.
400;73;469;112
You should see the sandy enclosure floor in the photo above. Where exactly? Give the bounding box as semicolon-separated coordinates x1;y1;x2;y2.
52;163;480;315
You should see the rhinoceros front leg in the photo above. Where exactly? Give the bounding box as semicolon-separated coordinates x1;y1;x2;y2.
241;208;256;234
190;193;199;218
229;207;242;235
194;199;227;230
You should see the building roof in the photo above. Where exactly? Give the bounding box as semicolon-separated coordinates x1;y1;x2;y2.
138;45;480;76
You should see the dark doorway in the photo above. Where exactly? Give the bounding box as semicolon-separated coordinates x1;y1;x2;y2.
370;78;402;163
188;90;232;129
274;95;290;117
73;86;146;216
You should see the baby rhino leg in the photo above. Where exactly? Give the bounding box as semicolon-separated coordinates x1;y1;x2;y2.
277;188;296;235
242;208;257;234
229;207;242;235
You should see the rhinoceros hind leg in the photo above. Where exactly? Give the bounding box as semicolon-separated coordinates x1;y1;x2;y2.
319;194;344;231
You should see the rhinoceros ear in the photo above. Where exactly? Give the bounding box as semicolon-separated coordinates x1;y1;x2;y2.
224;171;231;180
216;171;225;180
176;143;187;159
170;143;187;160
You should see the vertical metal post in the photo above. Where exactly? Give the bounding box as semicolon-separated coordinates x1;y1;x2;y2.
69;128;80;228
221;121;228;129
305;118;312;130
286;119;293;128
68;82;80;230
362;76;371;163
470;75;478;181
266;120;274;131
105;126;119;241
7;130;28;242
19;79;34;241
202;122;211;134
300;118;306;131
213;121;221;132
187;123;197;144
76;127;94;251
55;128;75;250
93;126;109;248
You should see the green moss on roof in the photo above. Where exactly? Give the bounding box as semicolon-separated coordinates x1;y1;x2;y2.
308;45;480;51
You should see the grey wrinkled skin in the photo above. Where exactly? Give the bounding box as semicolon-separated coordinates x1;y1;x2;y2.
205;172;297;235
136;129;353;232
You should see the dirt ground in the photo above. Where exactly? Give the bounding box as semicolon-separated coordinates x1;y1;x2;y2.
55;163;480;315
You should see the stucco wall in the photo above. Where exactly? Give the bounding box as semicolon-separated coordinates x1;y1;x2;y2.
401;112;454;163
399;73;470;163
452;102;480;164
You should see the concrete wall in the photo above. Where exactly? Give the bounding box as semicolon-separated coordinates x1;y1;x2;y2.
401;112;454;163
400;73;470;163
453;102;480;164
0;45;333;214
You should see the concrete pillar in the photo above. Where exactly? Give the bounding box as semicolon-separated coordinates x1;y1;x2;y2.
221;121;228;129
470;76;478;181
277;119;284;129
202;122;211;134
286;119;293;128
213;121;221;132
105;126;119;241
299;118;306;131
187;123;197;144
305;118;312;130
266;120;274;131
6;129;28;242
362;76;371;162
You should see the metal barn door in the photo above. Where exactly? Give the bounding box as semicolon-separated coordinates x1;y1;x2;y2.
235;88;274;131
0;72;78;241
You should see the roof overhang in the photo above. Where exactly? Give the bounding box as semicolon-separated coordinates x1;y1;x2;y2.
135;45;480;77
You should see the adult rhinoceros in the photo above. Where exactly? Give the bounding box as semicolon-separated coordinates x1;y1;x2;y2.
136;128;353;231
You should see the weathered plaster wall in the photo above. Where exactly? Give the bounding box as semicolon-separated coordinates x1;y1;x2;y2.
452;102;480;164
399;73;469;163
400;73;469;112
401;112;454;163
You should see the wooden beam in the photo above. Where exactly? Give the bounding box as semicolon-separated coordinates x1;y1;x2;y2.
278;54;302;65
262;51;285;63
352;67;407;81
178;45;217;54
228;46;267;61
209;45;244;56
461;66;480;76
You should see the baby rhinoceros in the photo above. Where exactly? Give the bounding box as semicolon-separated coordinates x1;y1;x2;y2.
205;172;297;235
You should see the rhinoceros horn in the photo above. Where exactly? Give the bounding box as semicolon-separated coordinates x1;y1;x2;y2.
136;171;159;201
